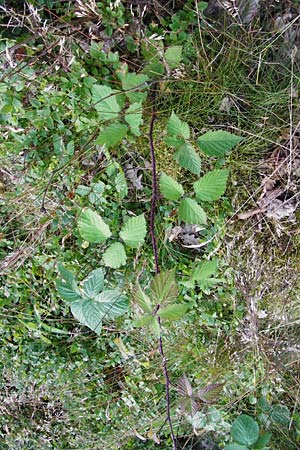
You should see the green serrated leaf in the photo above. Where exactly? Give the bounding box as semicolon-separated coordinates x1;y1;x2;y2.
94;289;129;320
174;142;201;175
143;59;165;78
231;415;259;446
150;316;160;338
224;445;249;450
78;208;111;243
269;405;291;426
159;172;184;201
103;242;127;268
159;303;189;320
88;181;105;205
56;266;82;302
134;314;153;327
164;46;182;68
167;111;190;139
125;102;143;136
197;131;243;157
194;169;229;202
92;84;122;120
179;198;207;225
135;284;153;313
115;171;128;199
164;136;185;148
76;185;91;196
71;298;103;334
94;122;128;147
82;268;104;298
119;72;149;103
150;269;178;305
197;383;224;402
178;373;193;397
192;259;218;283
119;214;147;248
253;433;272;450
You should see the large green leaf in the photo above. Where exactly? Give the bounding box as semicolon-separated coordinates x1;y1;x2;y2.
253;433;272;450
103;242;127;268
56;265;82;302
119;72;149;103
71;298;103;334
194;169;229;202
159;172;184;201
231;415;259;446
82;268;104;298
167;111;190;139
174;142;201;175
150;269;178;305
179;198;207;225
197;131;243;157
164;46;182;68
78;208;111;243
94;289;129;320
92;84;122;120
94;122;128;147
119;214;147;248
125;102;143;136
269;405;291;426
159;303;189;320
135;284;153;313
192;259;218;284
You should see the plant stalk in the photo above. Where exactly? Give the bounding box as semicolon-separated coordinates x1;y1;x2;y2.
148;84;177;450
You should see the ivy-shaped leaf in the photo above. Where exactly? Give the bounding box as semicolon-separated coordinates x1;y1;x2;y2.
197;131;243;157
103;242;127;268
78;208;111;243
119;214;147;248
179;198;207;225
194;169;229;202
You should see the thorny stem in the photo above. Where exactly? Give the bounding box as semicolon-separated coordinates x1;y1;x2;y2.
148;84;177;450
148;86;160;276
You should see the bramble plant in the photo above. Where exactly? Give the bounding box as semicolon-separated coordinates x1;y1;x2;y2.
55;70;242;449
